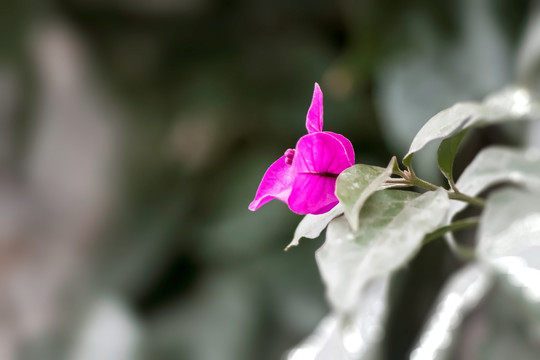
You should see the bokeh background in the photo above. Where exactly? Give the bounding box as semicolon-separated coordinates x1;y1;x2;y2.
0;0;536;359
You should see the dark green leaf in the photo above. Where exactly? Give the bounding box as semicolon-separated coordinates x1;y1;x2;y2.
437;130;468;186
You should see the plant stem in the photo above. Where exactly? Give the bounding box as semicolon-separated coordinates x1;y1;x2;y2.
448;191;485;207
384;178;410;184
448;179;459;193
407;175;484;208
423;217;479;245
408;177;439;191
386;172;485;208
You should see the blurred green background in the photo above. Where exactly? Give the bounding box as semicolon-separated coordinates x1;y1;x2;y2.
1;0;535;359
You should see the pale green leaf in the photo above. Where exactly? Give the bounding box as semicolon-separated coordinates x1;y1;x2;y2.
316;188;449;314
403;87;540;168
444;147;540;254
336;157;396;231
411;264;493;360
477;188;540;265
285;277;389;360
414;256;540;360
286;204;343;251
414;258;540;360
447;146;540;222
376;0;512;178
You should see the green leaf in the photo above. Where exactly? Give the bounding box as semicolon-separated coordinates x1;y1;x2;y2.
447;146;540;222
403;86;540;169
316;188;449;314
444;147;540;255
286;277;389;359
336;157;396;231
414;260;540;360
437;130;468;186
286;204;343;250
410;264;493;360
477;188;540;265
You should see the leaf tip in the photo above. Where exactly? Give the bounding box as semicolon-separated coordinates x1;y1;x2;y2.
347;215;359;232
389;156;400;174
285;237;300;251
402;154;414;171
284;243;295;251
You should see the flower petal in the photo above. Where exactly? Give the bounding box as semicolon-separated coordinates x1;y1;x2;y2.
294;132;354;174
325;131;355;164
248;155;296;211
288;174;339;214
306;83;324;133
287;132;354;214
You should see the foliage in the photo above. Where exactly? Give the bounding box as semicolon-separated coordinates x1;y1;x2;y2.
282;11;540;355
5;0;540;359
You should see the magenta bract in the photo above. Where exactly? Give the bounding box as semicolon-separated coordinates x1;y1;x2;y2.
249;83;355;214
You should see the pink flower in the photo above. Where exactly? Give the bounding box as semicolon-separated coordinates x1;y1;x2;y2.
248;83;355;215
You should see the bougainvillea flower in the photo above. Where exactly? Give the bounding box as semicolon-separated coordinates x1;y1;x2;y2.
248;83;355;214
